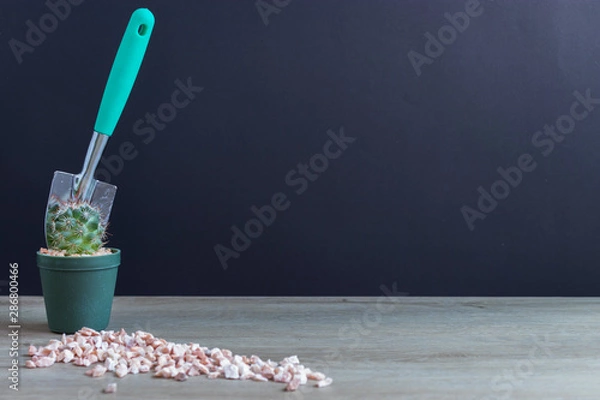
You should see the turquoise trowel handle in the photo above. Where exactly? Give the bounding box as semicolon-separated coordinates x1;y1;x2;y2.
94;8;155;136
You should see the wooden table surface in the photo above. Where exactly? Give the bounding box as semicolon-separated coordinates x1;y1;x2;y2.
1;296;599;399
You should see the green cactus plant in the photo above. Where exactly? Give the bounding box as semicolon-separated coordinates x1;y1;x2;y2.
45;201;108;256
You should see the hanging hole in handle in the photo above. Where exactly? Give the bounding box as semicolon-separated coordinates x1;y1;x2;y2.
138;24;147;36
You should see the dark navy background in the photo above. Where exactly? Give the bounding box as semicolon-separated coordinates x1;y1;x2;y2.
2;0;600;295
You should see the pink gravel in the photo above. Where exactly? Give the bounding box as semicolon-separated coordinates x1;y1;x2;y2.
26;327;332;392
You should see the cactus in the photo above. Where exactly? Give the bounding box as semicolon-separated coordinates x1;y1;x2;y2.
45;201;107;255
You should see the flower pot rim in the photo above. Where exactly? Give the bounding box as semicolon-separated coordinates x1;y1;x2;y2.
37;248;121;271
36;248;121;258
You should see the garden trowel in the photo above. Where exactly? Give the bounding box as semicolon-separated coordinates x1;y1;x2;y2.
44;8;154;245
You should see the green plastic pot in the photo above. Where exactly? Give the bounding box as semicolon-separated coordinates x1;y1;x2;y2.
36;249;120;334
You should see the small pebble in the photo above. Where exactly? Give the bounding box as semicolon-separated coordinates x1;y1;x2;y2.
103;383;117;394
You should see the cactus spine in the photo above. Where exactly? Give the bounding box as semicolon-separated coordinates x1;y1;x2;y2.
46;201;107;255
